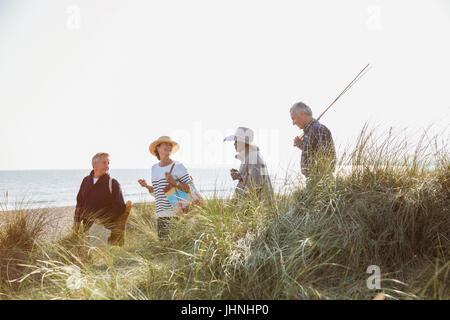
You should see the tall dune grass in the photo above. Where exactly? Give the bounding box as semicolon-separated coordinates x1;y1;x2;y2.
0;207;52;294
0;126;448;300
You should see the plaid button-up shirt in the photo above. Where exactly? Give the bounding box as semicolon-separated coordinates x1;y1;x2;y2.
300;119;336;177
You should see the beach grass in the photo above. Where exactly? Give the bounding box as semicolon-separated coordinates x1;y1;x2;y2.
0;126;448;300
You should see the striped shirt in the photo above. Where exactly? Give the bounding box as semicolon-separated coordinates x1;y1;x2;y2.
151;161;192;217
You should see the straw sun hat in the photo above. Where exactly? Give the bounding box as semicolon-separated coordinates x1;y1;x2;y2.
149;136;180;157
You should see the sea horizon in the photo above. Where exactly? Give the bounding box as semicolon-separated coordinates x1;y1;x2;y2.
0;168;297;210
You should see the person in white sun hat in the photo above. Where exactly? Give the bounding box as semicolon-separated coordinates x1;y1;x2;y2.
138;136;195;239
224;127;274;201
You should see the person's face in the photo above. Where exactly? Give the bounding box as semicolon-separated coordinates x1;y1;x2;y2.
93;156;110;176
234;140;245;152
157;142;173;158
291;110;306;129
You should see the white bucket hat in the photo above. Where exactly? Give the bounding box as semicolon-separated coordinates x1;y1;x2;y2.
223;127;258;148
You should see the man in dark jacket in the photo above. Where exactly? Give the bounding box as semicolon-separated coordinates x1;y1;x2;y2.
74;152;126;236
290;102;336;179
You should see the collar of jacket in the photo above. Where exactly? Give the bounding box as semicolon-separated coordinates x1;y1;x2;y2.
89;170;110;183
303;118;317;134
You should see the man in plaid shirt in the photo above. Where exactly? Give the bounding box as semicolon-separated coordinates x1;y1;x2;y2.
290;102;336;178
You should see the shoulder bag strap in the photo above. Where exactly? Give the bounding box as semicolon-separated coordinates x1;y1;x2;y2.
169;162;176;174
169;162;180;192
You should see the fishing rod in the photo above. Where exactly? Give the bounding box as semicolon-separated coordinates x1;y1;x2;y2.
317;63;371;121
295;63;372;146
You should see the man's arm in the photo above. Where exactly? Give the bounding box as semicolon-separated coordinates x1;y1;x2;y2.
315;126;336;167
73;178;86;233
110;179;126;220
316;127;334;153
308;126;336;175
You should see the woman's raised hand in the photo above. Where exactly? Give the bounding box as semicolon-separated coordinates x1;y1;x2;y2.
138;179;148;188
138;179;154;193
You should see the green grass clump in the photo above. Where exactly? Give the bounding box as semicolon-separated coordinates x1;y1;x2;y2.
0;208;51;295
0;126;448;300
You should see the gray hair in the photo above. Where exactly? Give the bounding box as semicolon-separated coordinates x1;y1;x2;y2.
290;102;312;116
92;152;110;164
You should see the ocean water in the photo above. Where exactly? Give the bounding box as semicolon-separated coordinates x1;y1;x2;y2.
0;168;294;210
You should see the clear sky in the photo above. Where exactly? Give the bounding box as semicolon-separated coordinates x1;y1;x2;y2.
0;0;449;174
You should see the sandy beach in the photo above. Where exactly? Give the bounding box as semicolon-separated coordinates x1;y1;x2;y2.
0;203;151;241
0;206;75;240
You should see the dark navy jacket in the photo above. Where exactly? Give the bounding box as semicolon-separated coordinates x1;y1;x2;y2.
75;170;125;224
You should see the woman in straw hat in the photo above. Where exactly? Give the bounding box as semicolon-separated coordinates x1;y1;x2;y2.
138;136;194;239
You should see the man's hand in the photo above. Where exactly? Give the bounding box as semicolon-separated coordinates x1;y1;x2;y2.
294;136;304;150
138;179;154;193
230;169;240;181
73;222;80;234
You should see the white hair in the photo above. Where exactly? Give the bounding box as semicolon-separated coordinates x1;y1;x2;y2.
290;102;312;116
92;152;110;164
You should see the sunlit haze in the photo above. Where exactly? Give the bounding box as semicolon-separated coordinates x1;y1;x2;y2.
1;0;449;175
